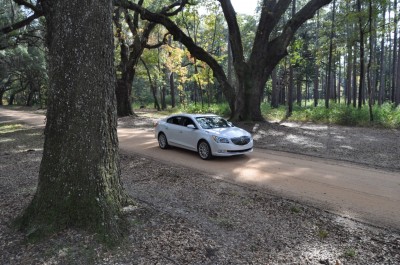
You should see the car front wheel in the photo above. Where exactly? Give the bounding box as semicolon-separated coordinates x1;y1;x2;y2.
198;140;212;160
158;133;169;149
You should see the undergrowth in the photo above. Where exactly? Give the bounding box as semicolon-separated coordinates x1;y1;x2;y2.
262;102;400;128
134;102;400;128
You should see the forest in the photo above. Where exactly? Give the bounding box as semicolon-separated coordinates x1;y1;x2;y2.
1;0;400;253
2;0;400;126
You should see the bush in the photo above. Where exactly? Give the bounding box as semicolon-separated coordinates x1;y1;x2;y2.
262;102;400;128
180;103;231;117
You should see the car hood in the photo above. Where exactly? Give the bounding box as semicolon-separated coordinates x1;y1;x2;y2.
206;127;251;138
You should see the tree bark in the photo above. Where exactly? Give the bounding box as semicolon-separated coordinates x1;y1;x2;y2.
18;0;127;243
378;5;386;106
271;67;280;108
346;36;353;106
367;0;374;121
313;11;320;107
393;0;398;103
140;58;160;110
326;0;336;108
357;0;365;110
288;63;294;116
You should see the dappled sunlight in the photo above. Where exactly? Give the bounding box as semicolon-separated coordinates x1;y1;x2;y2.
118;128;157;151
0;138;14;143
339;145;354;150
298;243;341;263
229;156;309;185
284;134;324;148
115;126;400;232
280;122;329;131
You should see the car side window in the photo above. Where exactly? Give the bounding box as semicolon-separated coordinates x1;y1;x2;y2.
167;117;181;125
181;117;196;127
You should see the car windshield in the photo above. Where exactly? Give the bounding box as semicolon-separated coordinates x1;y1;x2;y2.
195;116;230;129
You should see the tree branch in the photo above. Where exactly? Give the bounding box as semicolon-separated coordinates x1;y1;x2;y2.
1;12;42;35
277;0;332;49
144;33;169;49
162;0;190;16
217;0;245;68
133;0;144;30
13;0;42;13
114;0;236;110
1;0;44;35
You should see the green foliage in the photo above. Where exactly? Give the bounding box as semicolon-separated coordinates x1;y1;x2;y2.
373;103;400;128
179;102;231;117
318;229;329;239
262;102;400;128
290;206;302;213
344;248;357;258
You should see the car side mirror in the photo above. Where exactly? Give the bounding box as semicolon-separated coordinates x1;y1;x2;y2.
187;124;196;129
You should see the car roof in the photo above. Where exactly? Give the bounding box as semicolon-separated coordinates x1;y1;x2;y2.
169;113;218;118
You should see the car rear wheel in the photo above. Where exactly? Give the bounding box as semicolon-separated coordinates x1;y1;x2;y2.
198;141;212;160
158;133;169;149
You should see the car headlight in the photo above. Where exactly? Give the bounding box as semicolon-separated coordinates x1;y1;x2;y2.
212;135;230;143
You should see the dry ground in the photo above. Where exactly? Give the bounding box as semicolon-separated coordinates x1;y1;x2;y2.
0;108;399;264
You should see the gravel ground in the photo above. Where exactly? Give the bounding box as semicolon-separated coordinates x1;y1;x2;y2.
0;111;399;264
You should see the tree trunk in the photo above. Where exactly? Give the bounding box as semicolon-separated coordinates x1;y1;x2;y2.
378;5;386;106
396;31;400;107
346;45;353;106
161;86;167;110
367;0;374;121
0;91;4;105
313;11;320;107
287;63;294;117
271;67;280;108
357;0;365;109
19;0;127;243
116;79;134;116
169;72;176;108
337;60;341;104
352;49;358;108
114;8;135;117
141;58;160;110
393;0;398;103
326;0;336;108
233;64;265;121
296;75;302;106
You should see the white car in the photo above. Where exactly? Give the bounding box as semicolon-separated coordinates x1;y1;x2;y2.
154;113;253;160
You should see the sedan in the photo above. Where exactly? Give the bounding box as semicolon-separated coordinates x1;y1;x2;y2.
154;113;253;160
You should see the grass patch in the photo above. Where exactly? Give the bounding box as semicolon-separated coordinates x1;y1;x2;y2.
0;123;25;134
262;102;400;128
318;229;329;239
134;101;400;128
290;206;301;213
344;248;357;258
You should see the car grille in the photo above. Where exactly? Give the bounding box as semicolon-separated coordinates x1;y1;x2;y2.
227;148;253;153
231;136;251;146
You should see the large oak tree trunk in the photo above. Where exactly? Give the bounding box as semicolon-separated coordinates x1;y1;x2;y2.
19;0;127;242
116;75;135;117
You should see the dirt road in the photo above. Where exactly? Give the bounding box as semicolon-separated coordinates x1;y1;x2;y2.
118;127;400;231
2;108;400;231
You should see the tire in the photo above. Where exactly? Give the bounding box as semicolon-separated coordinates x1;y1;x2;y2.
198;140;212;160
158;133;169;149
